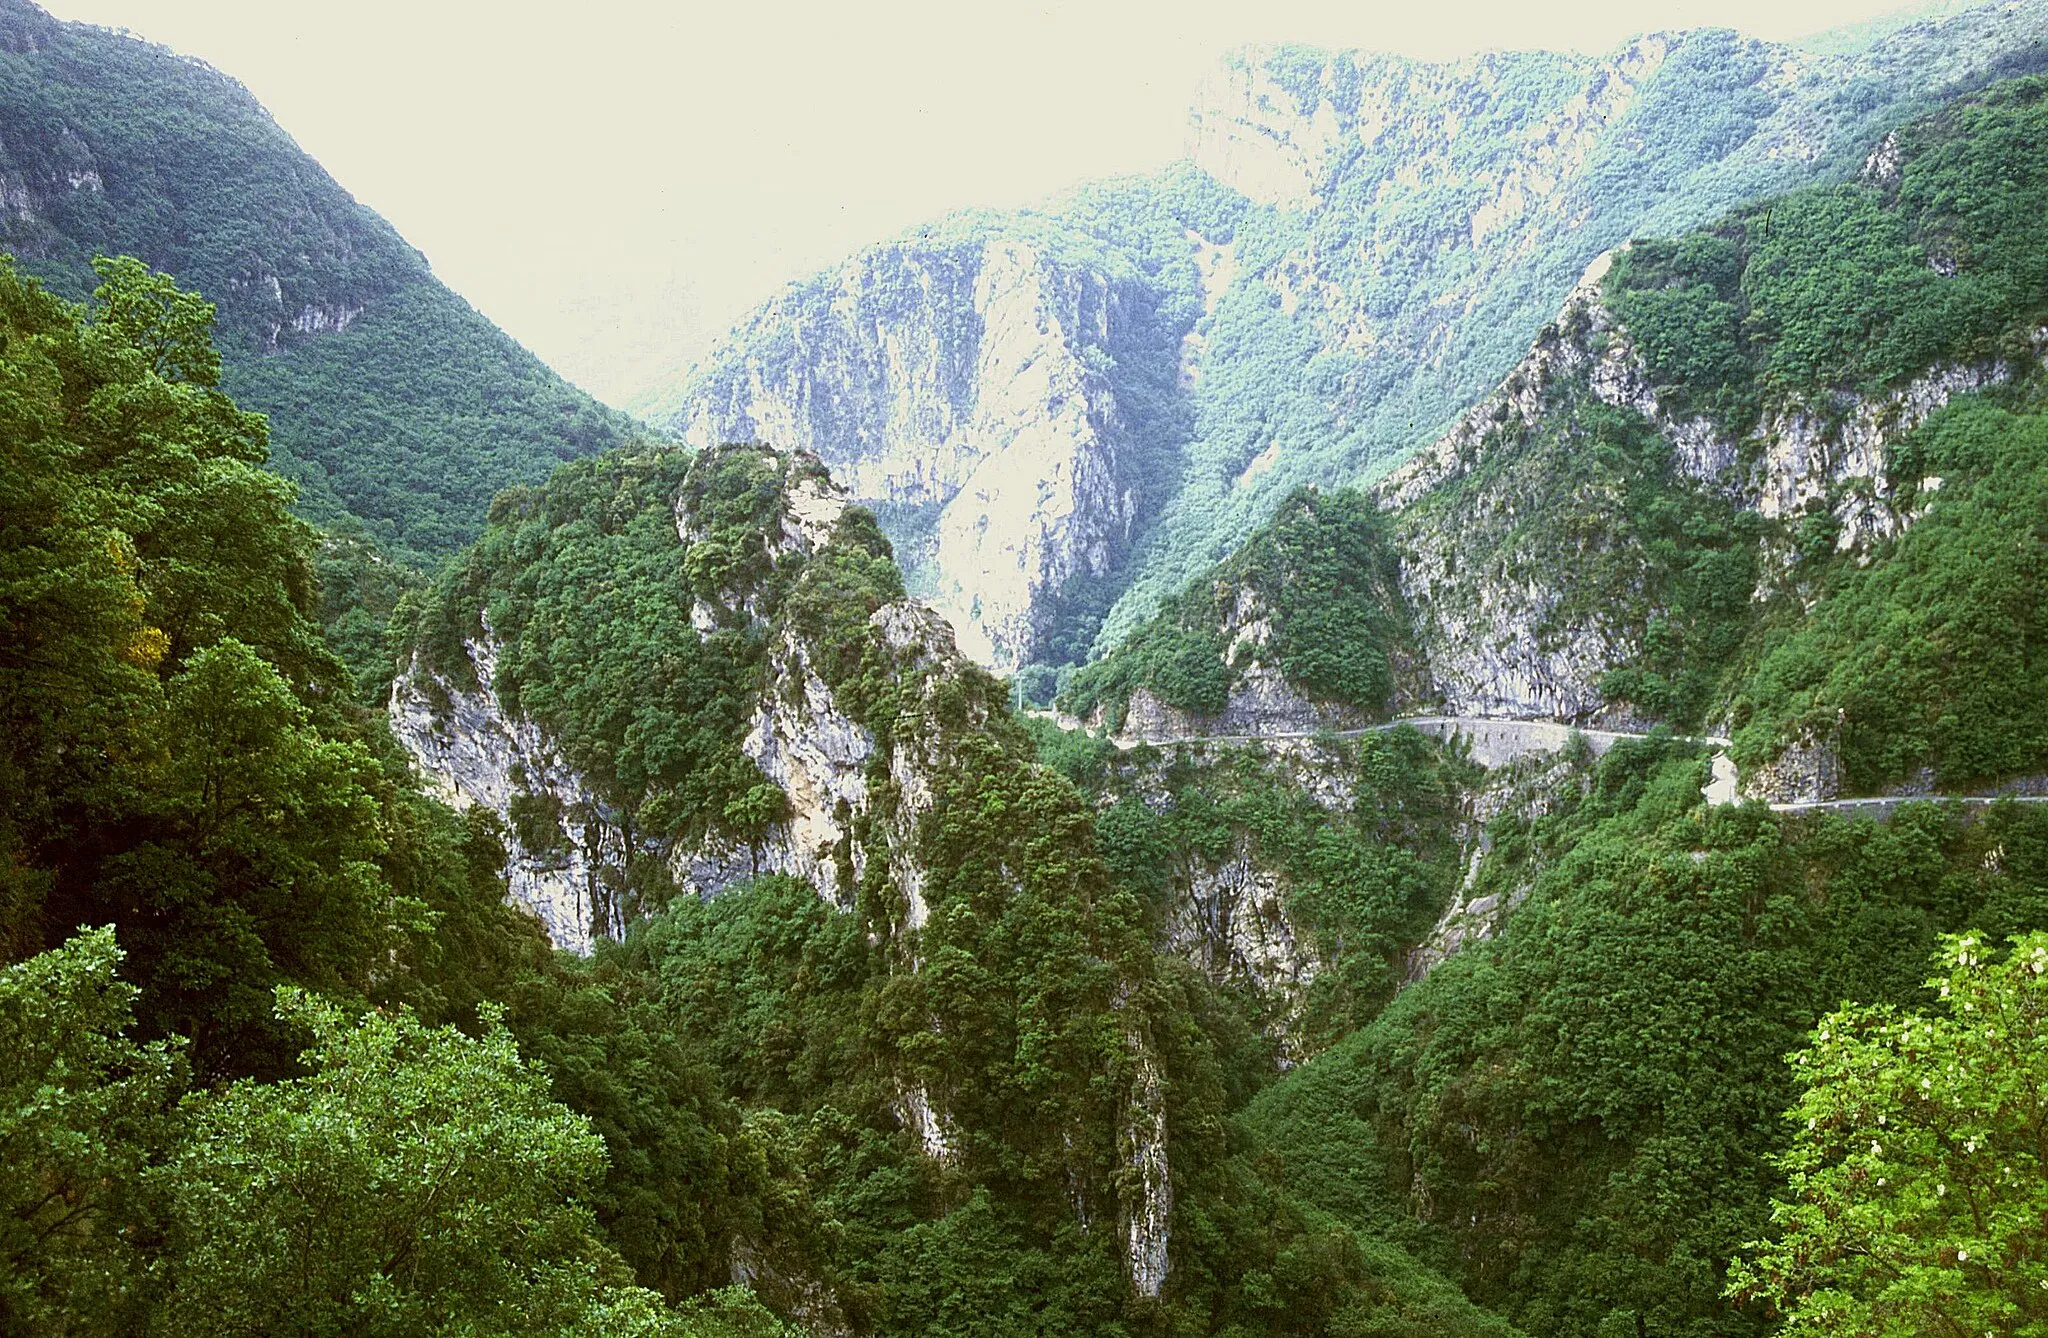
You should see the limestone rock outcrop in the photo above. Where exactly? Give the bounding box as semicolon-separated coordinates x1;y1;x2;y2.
651;237;1151;670
391;620;622;955
638;9;2048;678
392;452;995;948
1375;252;2034;731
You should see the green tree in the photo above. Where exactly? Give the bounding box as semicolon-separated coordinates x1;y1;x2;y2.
0;927;176;1337
84;254;222;386
155;989;683;1337
1730;931;2048;1336
503;952;777;1303
0;253;530;1079
93;639;395;1078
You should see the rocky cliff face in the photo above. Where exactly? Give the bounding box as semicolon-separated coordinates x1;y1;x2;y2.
1100;728;1482;1065
1112;669;1359;746
392;444;1178;1294
650;237;1156;670
392;624;622;955
637;7;2048;680
393;454;995;945
1403;750;1590;983
1165;842;1319;1034
1375;250;2032;732
1375;255;1661;723
708;596;995;933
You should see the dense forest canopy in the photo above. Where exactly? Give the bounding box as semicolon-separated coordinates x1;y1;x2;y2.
0;256;1521;1336
0;251;763;1332
1600;74;2048;786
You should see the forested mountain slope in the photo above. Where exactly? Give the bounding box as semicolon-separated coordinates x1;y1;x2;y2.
11;5;2048;1334
0;0;634;560
387;442;1527;1334
375;57;2048;1338
0;247;1527;1335
1391;66;2048;800
0;250;723;1333
1075;70;2048;799
1019;69;2048;1337
639;0;2048;677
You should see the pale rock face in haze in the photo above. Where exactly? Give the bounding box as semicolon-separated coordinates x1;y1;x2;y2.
659;237;1141;669
1184;36;1680;215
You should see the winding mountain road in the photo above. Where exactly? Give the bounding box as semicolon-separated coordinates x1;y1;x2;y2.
1765;793;2048;815
1072;712;1725;765
1045;710;2044;818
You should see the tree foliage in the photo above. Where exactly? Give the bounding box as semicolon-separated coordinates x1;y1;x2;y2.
1732;396;2048;790
0;929;789;1338
0;927;174;1335
1062;488;1414;726
1730;932;2048;1336
1595;78;2048;785
0;252;416;1076
156;990;651;1337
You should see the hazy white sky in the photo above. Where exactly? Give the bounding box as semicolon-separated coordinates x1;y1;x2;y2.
40;0;1939;405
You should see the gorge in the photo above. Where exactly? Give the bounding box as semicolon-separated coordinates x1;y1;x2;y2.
6;2;2048;1336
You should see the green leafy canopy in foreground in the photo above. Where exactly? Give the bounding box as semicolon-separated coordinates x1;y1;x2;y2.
0;927;791;1338
1731;931;2048;1336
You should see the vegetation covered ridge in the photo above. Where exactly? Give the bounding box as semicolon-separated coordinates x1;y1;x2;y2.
1139;67;2048;1338
1603;72;2048;793
379;437;1531;1332
0;0;637;563
1053;487;1418;732
640;1;2048;682
1087;71;2048;805
0;247;1529;1335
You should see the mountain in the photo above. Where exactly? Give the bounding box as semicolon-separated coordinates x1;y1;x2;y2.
385;441;1524;1333
1086;68;2048;794
391;68;2048;1333
0;0;636;561
632;198;1207;669
637;1;2048;675
1018;68;2048;1335
12;16;2048;1329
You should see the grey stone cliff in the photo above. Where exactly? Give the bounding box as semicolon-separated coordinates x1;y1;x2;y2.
1375;251;2035;740
650;237;1148;671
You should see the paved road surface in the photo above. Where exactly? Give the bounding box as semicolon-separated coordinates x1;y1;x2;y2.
1767;793;2048;815
1078;712;1728;767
